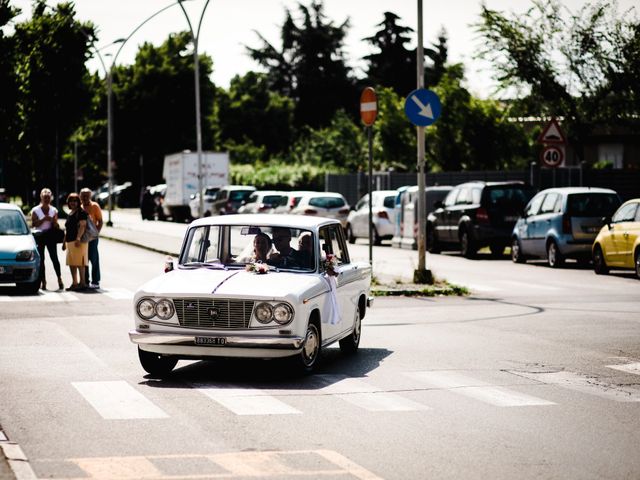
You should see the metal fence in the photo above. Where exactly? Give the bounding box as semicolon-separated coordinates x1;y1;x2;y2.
326;167;640;206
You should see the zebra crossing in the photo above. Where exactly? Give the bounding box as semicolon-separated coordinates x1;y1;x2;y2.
73;364;640;420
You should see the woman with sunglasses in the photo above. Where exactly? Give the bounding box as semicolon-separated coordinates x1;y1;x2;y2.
62;193;88;290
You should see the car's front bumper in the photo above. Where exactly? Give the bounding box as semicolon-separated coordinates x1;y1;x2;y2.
129;330;305;359
0;262;39;284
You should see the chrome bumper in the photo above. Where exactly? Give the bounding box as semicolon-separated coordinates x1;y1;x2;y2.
129;330;305;350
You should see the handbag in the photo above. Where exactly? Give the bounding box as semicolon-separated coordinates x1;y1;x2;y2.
52;226;65;244
80;216;99;243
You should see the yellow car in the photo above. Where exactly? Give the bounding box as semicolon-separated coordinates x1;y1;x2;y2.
592;198;640;278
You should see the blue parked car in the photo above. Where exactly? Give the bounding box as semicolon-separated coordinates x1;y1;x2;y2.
511;187;621;267
0;202;41;293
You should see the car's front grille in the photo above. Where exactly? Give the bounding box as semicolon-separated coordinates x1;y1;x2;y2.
173;298;254;329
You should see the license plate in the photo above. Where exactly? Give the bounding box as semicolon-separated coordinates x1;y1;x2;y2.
504;215;519;222
585;226;599;233
195;337;226;346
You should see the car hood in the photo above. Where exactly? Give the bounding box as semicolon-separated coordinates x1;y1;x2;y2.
136;268;327;303
0;235;36;259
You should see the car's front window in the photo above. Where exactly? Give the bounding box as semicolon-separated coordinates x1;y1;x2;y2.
0;210;29;235
612;203;637;223
180;224;315;272
229;190;254;202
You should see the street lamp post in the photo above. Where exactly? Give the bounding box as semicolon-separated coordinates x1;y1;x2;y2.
177;0;211;219
88;2;181;226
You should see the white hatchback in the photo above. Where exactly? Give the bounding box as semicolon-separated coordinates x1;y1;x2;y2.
290;192;350;228
346;190;397;245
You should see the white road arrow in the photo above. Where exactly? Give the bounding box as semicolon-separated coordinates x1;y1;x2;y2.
411;95;434;119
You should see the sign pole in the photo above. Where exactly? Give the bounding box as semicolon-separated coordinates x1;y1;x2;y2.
368;125;373;266
414;0;432;283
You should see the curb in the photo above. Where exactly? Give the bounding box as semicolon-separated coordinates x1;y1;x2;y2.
0;429;36;480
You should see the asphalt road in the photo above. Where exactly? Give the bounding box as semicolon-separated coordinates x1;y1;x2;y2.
1;227;639;479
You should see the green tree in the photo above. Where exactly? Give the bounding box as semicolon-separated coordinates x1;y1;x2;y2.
217;71;294;159
363;13;448;94
12;0;95;200
371;87;415;171
247;1;357;129
0;0;20;192
82;32;216;188
475;0;640;162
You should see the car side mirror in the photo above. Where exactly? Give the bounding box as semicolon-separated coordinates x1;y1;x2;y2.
602;216;612;229
434;200;444;210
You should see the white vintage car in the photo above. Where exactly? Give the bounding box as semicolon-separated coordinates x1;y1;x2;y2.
129;214;373;376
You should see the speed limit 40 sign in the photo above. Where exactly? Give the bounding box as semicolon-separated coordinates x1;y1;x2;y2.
541;145;565;168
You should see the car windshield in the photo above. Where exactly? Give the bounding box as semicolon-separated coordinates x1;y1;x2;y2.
383;196;395;209
485;185;535;211
567;193;621;217
179;224;315;272
229;190;254;202
0;210;29;235
262;195;283;206
308;197;345;209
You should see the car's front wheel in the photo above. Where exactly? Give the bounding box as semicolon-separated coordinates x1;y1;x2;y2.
17;279;40;295
294;321;321;374
547;240;564;268
426;226;440;254
511;238;526;264
460;229;476;258
339;306;361;354
634;248;640;279
138;347;178;377
593;245;609;275
346;224;355;244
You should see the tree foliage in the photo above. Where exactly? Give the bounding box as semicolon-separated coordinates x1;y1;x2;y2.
475;0;640;160
11;0;94;199
0;0;19;187
247;1;357;129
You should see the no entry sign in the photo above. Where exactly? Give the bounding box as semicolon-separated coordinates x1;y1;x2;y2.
360;87;377;126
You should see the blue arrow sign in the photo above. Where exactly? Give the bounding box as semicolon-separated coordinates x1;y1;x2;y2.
404;89;441;127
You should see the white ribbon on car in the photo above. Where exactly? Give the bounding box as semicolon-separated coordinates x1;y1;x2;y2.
323;274;342;325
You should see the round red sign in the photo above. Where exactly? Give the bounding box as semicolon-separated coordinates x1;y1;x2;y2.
540;145;564;168
360;87;377;126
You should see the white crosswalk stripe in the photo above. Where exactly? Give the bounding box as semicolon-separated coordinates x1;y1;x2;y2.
313;375;430;412
606;362;640;375
406;371;556;407
102;288;134;300
511;370;640;402
193;383;301;415
72;381;168;419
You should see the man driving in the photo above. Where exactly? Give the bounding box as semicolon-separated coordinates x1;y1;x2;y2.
268;227;299;268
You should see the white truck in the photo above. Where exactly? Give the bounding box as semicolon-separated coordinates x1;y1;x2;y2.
162;151;229;222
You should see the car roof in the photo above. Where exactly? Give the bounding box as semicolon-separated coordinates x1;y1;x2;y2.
406;185;453;193
221;185;257;191
253;190;284;196
190;213;340;229
535;186;618;195
299;192;346;199
457;181;528;187
0;202;22;212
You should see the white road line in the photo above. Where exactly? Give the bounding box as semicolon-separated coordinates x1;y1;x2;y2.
407;371;556;407
195;384;301;415
72;381;168;419
0;296;13;302
509;370;640;402
607;362;640;376
0;291;80;302
102;288;134;300
314;375;429;412
500;280;561;291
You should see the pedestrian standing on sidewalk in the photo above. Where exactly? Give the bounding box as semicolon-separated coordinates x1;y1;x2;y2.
62;193;88;291
80;187;103;289
30;188;64;290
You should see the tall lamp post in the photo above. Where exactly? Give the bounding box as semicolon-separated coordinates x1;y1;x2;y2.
88;1;181;226
177;0;211;219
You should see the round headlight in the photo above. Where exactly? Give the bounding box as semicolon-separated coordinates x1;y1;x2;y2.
137;299;156;319
255;302;273;324
155;299;175;320
273;303;293;325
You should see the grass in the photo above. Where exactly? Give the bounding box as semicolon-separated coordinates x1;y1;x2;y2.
370;280;469;297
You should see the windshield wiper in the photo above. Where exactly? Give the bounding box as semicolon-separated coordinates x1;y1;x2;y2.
181;261;228;270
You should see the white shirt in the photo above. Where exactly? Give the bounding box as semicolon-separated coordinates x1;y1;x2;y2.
32;205;58;231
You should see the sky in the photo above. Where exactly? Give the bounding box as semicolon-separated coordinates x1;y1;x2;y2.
9;0;639;99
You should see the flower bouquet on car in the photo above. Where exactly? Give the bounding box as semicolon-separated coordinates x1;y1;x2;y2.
321;253;339;277
245;261;269;274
